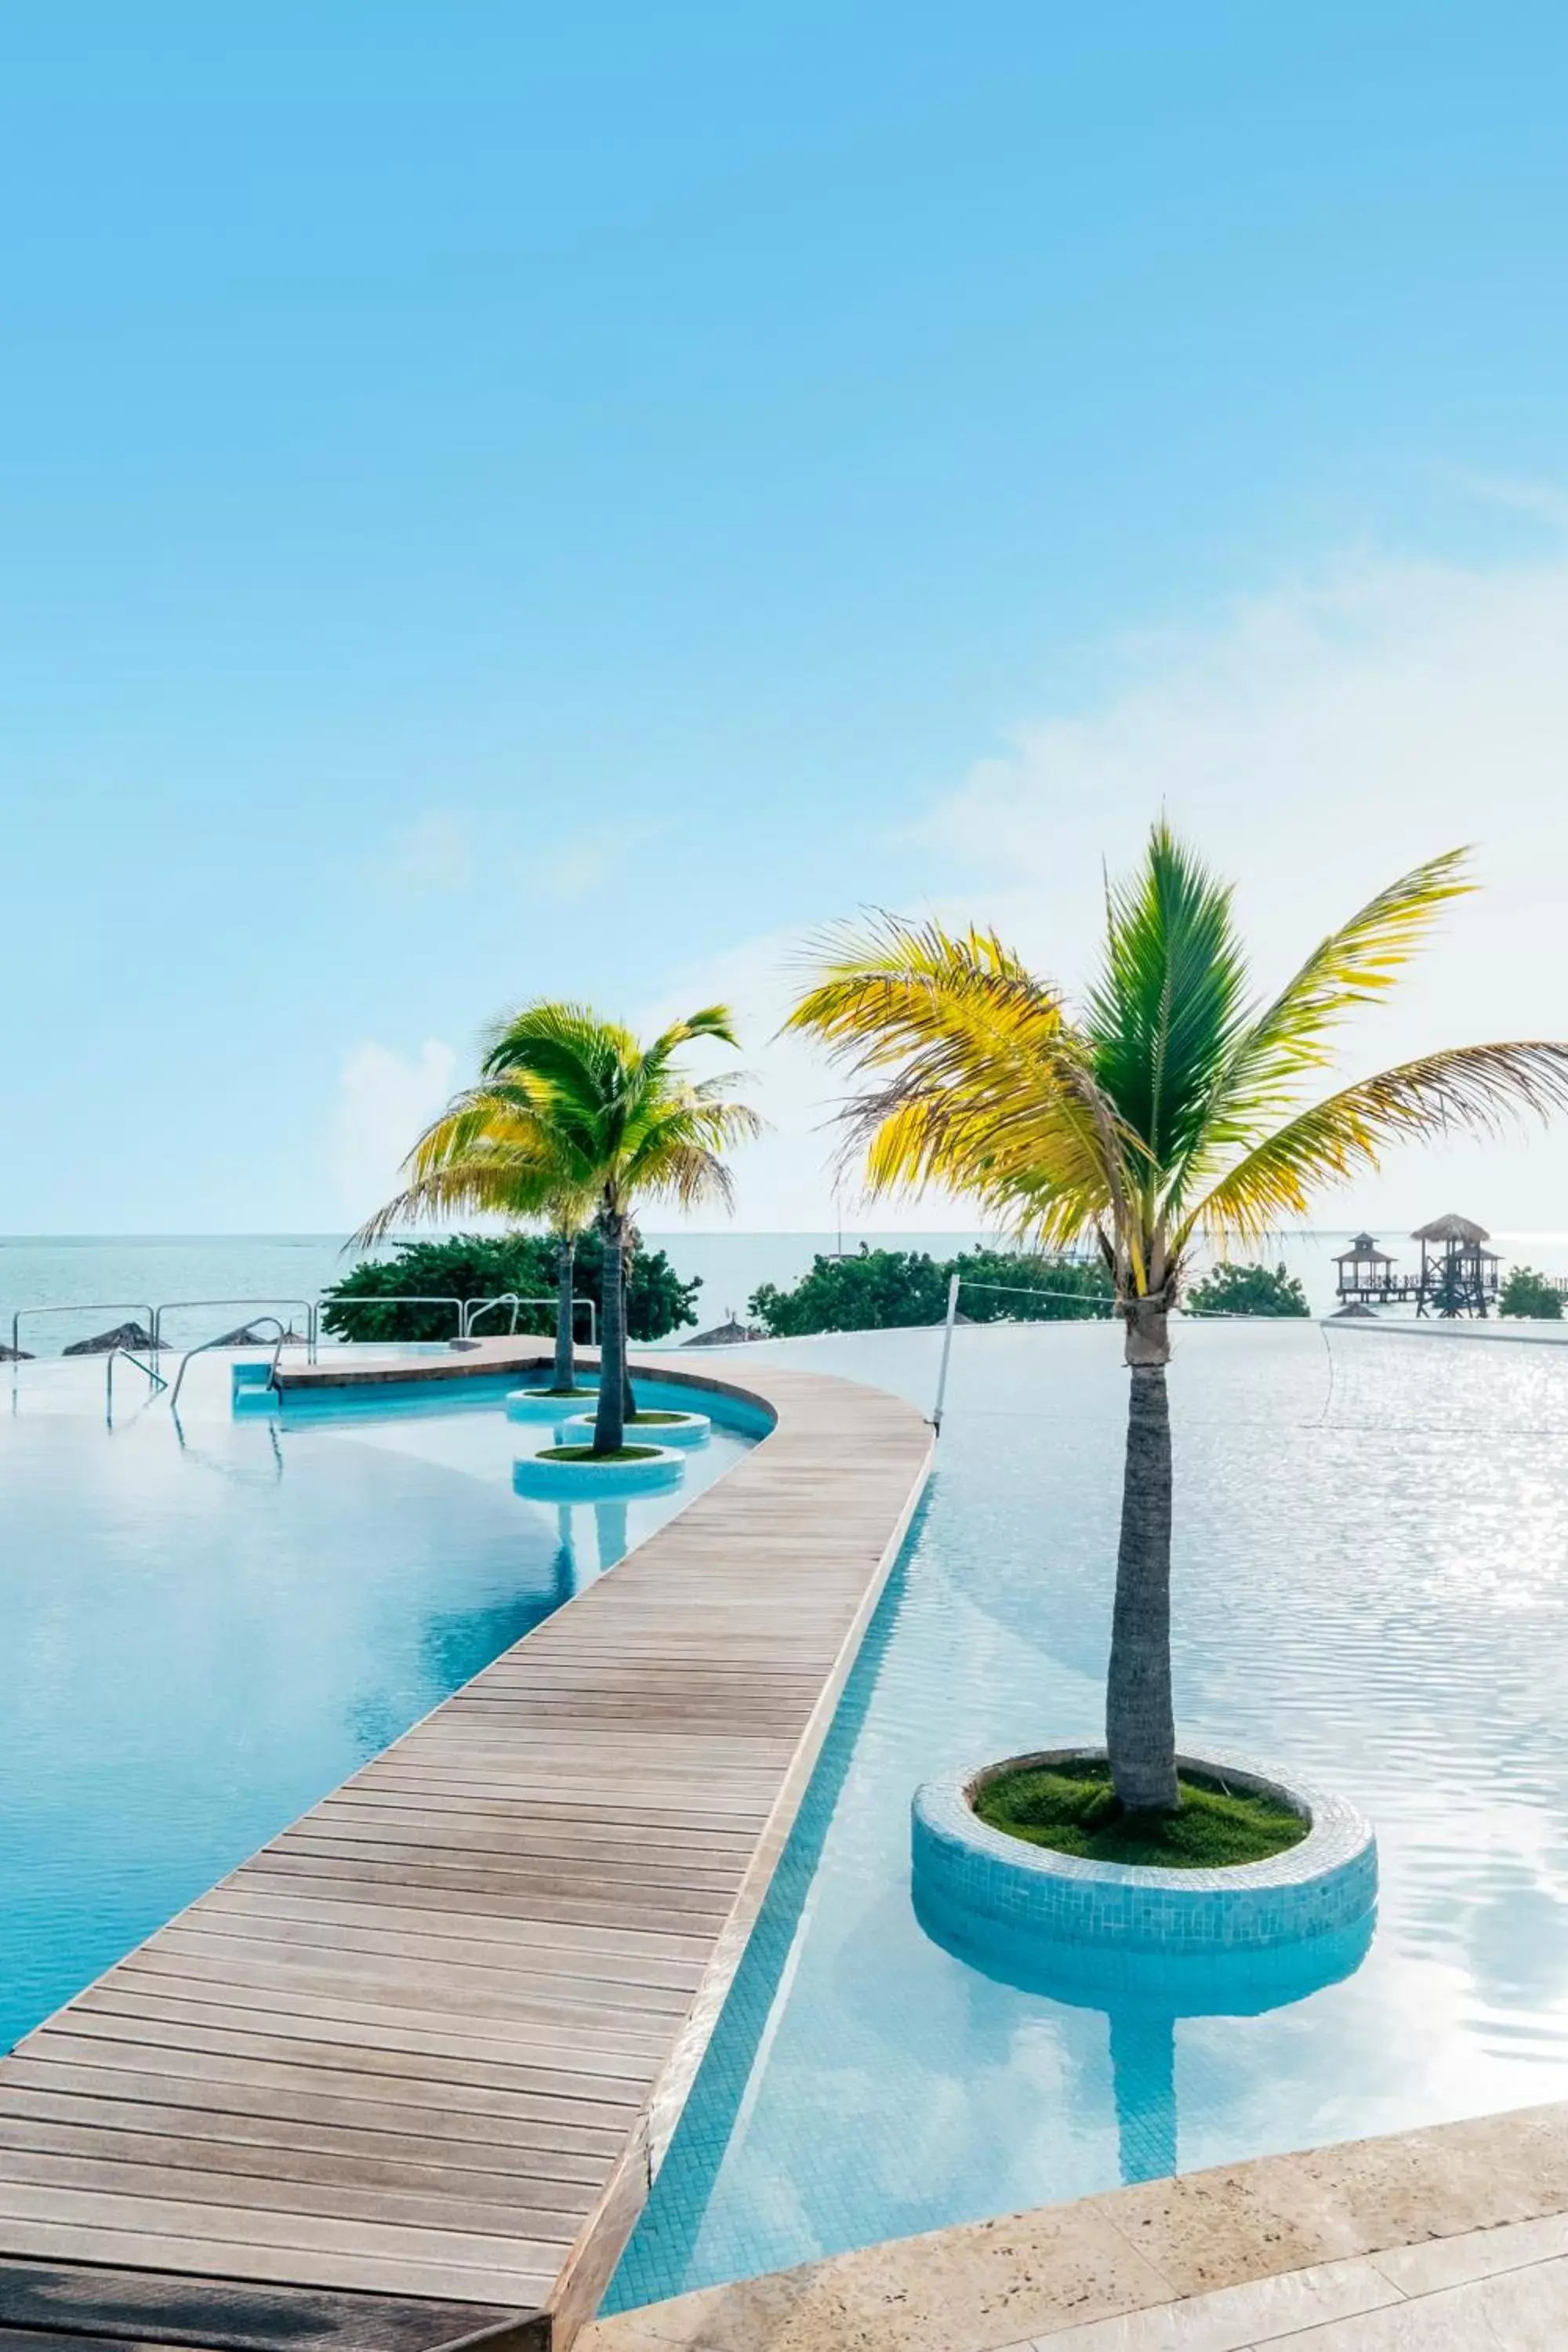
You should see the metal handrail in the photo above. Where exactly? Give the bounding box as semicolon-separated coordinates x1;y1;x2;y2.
460;1293;598;1341
315;1294;465;1340
152;1297;318;1352
106;1346;169;1415
169;1316;288;1416
13;1302;156;1357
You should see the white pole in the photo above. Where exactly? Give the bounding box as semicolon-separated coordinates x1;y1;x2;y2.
931;1272;960;1432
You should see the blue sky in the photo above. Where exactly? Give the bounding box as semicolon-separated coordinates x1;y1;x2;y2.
6;3;1568;1231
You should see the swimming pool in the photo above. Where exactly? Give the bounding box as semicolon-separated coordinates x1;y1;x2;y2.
0;1350;755;2053
609;1318;1568;2306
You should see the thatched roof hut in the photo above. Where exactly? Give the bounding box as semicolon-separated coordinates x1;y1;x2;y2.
682;1316;763;1348
1411;1213;1493;1247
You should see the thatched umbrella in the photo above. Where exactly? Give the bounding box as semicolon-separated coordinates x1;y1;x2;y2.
1411;1213;1492;1246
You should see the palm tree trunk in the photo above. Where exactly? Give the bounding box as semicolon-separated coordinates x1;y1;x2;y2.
551;1232;577;1392
621;1232;637;1423
1105;1356;1179;1813
593;1214;626;1455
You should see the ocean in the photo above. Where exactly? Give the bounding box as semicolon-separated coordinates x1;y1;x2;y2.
0;1232;989;1356
5;1228;1568;1354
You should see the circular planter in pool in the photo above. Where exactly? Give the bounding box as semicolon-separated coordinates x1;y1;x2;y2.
511;1443;685;1498
559;1408;711;1449
505;1386;599;1420
912;1744;1376;1960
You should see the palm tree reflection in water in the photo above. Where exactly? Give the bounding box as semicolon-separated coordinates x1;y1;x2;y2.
545;1498;632;1601
915;1891;1374;2186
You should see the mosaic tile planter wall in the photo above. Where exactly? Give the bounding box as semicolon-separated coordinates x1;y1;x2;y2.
912;1744;1377;1958
511;1443;686;1497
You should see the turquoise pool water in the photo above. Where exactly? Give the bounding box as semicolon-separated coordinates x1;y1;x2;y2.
0;1352;753;2053
609;1319;1568;2306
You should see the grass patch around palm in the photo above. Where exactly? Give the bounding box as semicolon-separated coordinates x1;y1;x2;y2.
973;1758;1307;1869
539;1443;664;1464
625;1410;695;1425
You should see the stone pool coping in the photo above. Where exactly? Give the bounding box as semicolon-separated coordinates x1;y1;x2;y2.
0;1342;935;2352
580;2098;1568;2351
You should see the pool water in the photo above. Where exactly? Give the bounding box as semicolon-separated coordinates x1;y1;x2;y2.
609;1319;1568;2307
0;1352;753;2052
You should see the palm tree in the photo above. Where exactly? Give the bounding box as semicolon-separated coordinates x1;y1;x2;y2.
474;1002;760;1454
355;1098;597;1394
789;828;1568;1814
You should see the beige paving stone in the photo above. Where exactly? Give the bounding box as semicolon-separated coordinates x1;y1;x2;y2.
1456;2254;1568;2350
1100;2103;1568;2297
1024;2255;1403;2350
1369;2208;1568;2297
1250;2250;1568;2347
577;2205;1172;2352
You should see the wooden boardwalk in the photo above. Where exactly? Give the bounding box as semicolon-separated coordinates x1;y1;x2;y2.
0;1348;932;2352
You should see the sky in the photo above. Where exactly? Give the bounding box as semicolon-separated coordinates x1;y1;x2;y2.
5;2;1568;1235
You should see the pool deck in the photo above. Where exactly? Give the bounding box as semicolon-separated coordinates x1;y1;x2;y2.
580;2099;1568;2350
0;1344;933;2352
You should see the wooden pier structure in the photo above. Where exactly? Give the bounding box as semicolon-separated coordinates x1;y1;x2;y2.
1334;1214;1515;1317
0;1345;934;2352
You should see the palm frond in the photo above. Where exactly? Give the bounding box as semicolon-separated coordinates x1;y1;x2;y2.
788;910;1152;1280
1247;848;1472;1071
1187;1040;1568;1243
1191;848;1475;1165
1086;823;1252;1171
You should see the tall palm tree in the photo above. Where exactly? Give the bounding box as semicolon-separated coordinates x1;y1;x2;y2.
475;1002;760;1454
789;829;1568;1813
355;1098;596;1392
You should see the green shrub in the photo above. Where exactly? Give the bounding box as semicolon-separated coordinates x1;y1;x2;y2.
1500;1265;1564;1319
320;1231;701;1344
953;1249;1114;1322
1184;1260;1309;1317
748;1244;1112;1337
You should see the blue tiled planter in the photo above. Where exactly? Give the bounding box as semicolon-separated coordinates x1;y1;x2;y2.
912;1744;1377;1959
511;1443;685;1498
506;1386;598;1420
560;1409;711;1449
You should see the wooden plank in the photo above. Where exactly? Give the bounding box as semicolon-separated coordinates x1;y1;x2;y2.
0;1350;933;2347
92;1967;679;2054
0;2150;587;2249
155;1916;706;1995
0;2257;528;2352
137;1936;699;2020
0;2117;602;2205
0;2121;596;2215
0;2223;555;2314
0;2062;628;2159
0;2332;208;2352
11;2042;641;2138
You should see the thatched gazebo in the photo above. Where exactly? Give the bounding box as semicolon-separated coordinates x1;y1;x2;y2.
1333;1232;1396;1305
1411;1213;1501;1318
681;1315;763;1348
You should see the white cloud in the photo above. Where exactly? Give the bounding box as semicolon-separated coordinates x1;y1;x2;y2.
328;1039;457;1221
366;813;475;901
1450;472;1568;532
676;545;1568;1232
523;823;661;903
